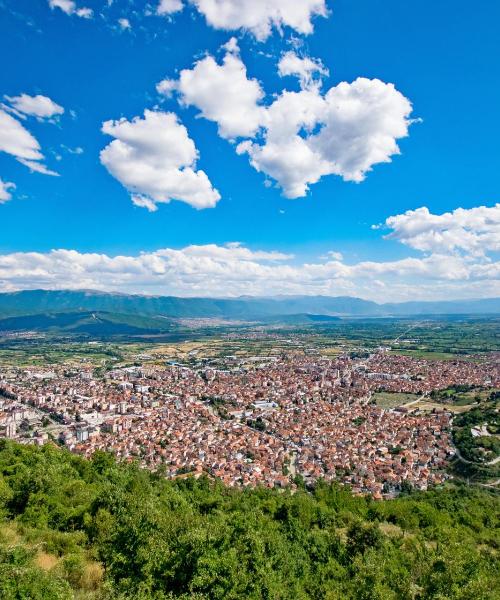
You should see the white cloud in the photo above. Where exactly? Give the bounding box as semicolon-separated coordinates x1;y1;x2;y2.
158;40;265;139
4;94;64;120
0;202;498;300
48;0;93;18
61;145;84;155
0;109;43;161
190;0;328;40
242;77;413;197
323;251;343;261
17;159;59;177
0;109;59;176
382;204;500;257
48;0;76;14
278;50;329;89
0;178;15;204
0;242;497;301
157;0;184;15
118;18;131;29
312;79;413;183
75;7;93;18
100;110;220;210
222;36;239;53
237;87;331;197
164;44;414;197
156;79;177;98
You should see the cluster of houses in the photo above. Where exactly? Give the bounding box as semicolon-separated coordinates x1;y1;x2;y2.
0;348;497;497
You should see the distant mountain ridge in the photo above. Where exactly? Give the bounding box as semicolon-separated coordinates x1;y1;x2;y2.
0;289;498;320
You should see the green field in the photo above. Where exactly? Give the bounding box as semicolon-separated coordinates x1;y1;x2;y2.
389;349;464;361
430;386;499;406
0;318;498;370
373;391;419;408
0;340;145;368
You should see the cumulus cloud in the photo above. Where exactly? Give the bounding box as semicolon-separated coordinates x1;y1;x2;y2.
162;44;414;197
0;243;497;301
190;0;328;40
236;86;330;197
241;77;413;197
4;94;64;120
48;0;93;18
100;110;220;210
382;204;500;257
314;78;413;182
0;178;15;204
0;109;58;176
157;0;184;15
0;201;498;300
158;39;265;139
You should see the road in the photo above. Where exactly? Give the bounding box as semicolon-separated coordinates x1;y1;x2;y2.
400;392;429;408
390;321;425;346
451;439;500;467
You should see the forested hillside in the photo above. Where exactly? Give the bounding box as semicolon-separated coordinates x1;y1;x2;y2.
0;441;498;599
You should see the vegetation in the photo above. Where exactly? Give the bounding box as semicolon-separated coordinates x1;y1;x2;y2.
373;392;419;409
0;310;179;336
0;318;498;373
430;385;497;407
0;441;498;599
246;416;266;431
0;289;497;321
452;397;500;465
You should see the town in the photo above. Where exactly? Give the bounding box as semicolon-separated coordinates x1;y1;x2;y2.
1;337;498;499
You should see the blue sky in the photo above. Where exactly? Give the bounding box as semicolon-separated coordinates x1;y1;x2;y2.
0;0;498;300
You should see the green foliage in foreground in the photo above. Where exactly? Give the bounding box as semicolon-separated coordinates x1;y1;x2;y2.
0;441;498;599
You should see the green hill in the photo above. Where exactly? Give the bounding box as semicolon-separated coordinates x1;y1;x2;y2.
0;311;175;336
0;441;498;599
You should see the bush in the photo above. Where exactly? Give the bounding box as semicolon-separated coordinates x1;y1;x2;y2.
0;441;497;599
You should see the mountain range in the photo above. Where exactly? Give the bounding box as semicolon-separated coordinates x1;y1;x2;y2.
0;289;498;321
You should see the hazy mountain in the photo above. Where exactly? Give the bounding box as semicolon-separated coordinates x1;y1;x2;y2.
0;290;379;319
382;298;500;315
0;289;498;321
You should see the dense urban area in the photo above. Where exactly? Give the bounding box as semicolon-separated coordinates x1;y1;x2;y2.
1;322;499;498
0;318;499;599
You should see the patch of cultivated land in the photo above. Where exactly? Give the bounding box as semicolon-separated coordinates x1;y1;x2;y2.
415;400;472;414
389;349;471;361
373;391;419;408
